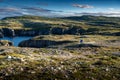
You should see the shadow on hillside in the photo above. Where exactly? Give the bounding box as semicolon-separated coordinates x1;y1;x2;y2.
19;20;51;30
65;44;101;48
19;39;75;48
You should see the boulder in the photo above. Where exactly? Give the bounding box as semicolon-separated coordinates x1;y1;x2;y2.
6;55;12;61
0;40;13;46
5;55;24;61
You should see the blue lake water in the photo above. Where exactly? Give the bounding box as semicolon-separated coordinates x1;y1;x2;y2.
0;37;32;46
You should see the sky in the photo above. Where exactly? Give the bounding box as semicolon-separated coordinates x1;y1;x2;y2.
0;0;120;18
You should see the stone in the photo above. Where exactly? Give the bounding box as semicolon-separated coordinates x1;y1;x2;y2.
6;55;12;61
0;40;13;46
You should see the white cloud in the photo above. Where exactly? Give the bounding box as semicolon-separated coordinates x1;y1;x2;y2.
72;4;94;9
108;8;115;11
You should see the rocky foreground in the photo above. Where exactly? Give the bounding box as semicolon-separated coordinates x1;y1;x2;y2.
0;46;120;80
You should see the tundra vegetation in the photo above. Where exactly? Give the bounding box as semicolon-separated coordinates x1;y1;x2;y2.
0;15;120;80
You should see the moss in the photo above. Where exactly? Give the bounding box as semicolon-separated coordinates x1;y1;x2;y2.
0;34;120;80
9;53;25;58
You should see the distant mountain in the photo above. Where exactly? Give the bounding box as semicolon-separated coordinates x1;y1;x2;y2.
62;15;120;22
1;15;50;20
2;15;120;22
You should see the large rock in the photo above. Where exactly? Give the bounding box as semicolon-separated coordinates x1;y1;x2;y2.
2;28;15;37
0;40;13;46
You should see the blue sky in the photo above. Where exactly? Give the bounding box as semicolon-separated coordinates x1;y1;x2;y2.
0;0;120;18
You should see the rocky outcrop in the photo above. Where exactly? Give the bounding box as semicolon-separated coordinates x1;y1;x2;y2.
18;39;56;48
0;27;86;37
15;27;83;36
0;40;13;46
15;29;36;36
18;39;74;48
0;29;4;38
2;28;15;37
114;32;120;36
15;28;51;36
37;28;51;35
64;27;79;35
0;32;4;38
78;28;86;35
51;27;64;35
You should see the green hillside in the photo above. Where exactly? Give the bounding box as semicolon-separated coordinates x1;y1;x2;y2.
0;15;120;35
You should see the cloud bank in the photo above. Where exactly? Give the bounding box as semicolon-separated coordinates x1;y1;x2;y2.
23;7;52;13
0;6;120;19
0;7;18;12
74;12;120;17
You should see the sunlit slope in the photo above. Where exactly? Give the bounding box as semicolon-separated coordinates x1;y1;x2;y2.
0;15;120;35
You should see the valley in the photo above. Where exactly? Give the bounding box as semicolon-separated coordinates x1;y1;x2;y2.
0;15;120;80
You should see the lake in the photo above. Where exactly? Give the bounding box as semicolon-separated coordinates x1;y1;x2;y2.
0;37;32;46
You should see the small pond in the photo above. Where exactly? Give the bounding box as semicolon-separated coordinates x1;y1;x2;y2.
0;37;32;46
